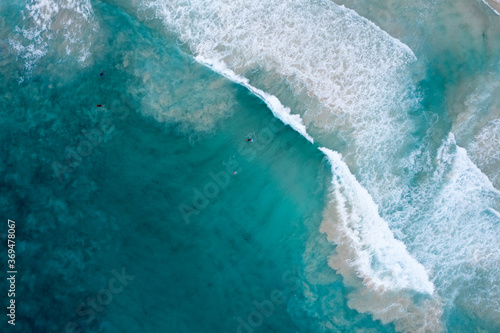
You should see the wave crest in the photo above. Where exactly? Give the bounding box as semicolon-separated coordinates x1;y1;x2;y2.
319;147;442;332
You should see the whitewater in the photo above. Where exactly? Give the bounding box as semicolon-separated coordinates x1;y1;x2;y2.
2;0;500;332
140;0;500;331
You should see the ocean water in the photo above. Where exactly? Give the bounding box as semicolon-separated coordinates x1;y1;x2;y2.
0;0;499;332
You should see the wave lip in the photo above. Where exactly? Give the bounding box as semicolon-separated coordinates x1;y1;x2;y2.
143;0;417;148
481;0;500;15
397;134;500;328
319;147;433;294
196;55;314;143
319;147;442;332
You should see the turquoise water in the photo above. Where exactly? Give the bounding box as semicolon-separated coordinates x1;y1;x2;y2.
1;0;499;332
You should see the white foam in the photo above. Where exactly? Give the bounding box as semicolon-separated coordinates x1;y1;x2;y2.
10;0;98;76
142;0;500;327
467;119;500;189
26;0;60;30
319;147;434;293
481;0;500;16
143;0;420;200
395;134;500;322
467;119;500;188
451;74;500;189
319;147;442;331
143;0;418;131
196;55;314;143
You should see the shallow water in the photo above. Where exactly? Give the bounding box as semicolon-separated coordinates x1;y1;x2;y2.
1;0;500;332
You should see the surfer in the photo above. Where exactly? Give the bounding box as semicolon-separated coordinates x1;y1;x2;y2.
245;138;253;142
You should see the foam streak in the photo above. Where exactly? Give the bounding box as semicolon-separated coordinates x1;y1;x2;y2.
195;56;314;143
319;147;442;332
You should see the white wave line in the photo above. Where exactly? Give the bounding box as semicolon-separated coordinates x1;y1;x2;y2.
481;0;500;16
195;55;314;143
318;146;435;295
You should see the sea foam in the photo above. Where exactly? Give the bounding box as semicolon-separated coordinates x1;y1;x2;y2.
319;147;442;332
482;0;500;15
9;0;97;79
396;134;500;326
142;0;500;330
195;55;313;143
144;0;441;330
142;0;421;207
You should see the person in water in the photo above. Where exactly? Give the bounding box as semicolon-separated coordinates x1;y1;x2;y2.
99;70;104;77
